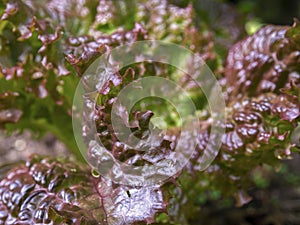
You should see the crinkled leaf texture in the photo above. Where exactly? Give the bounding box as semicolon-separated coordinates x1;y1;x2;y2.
0;0;300;224
0;0;222;160
77;21;300;224
173;21;300;219
0;155;167;225
225;19;300;100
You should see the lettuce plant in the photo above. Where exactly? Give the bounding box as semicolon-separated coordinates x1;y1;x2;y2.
0;0;299;224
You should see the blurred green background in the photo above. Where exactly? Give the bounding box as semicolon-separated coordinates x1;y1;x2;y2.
170;0;300;25
228;0;300;25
